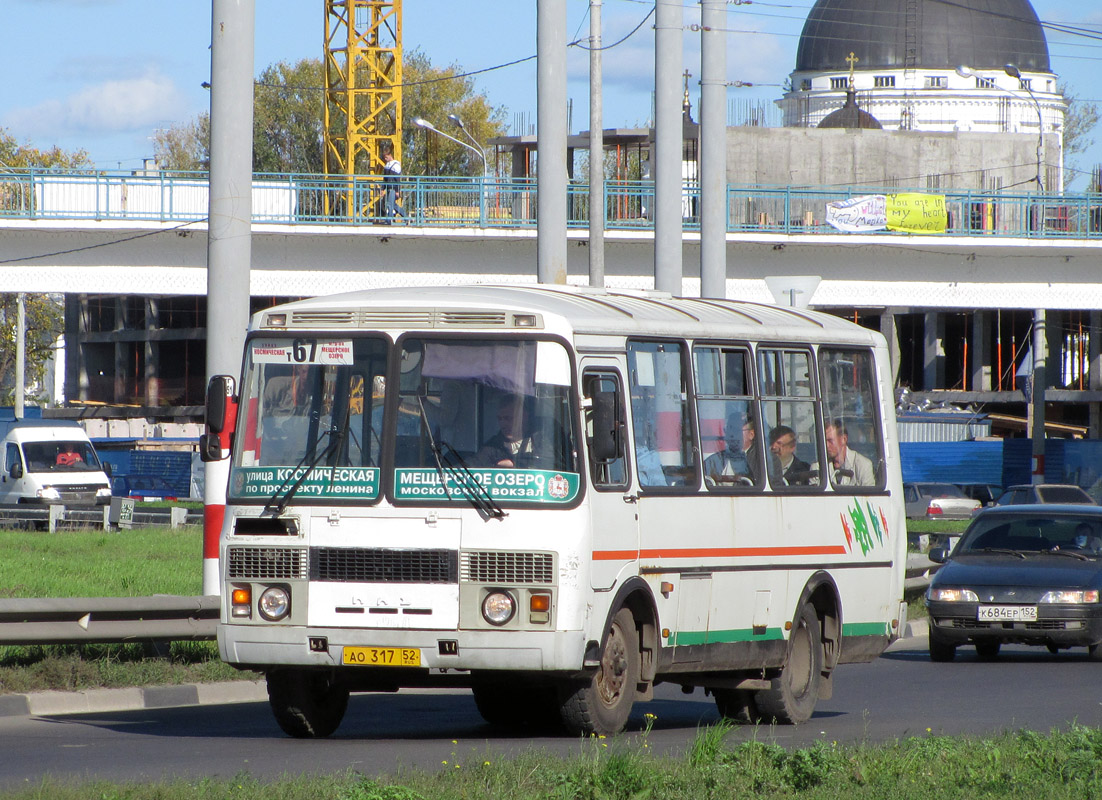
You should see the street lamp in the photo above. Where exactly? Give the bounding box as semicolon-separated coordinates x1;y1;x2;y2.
447;114;491;180
413;117;488;177
956;64;1045;192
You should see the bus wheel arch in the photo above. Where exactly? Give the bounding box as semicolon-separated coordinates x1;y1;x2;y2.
756;575;839;725
559;579;657;736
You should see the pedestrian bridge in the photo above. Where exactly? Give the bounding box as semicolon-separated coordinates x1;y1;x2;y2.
2;169;1102;310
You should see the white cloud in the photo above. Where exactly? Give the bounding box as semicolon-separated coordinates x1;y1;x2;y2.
3;71;188;139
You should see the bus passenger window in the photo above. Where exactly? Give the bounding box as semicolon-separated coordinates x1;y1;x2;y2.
627;341;697;489
694;346;762;490
759;348;822;490
819;348;884;490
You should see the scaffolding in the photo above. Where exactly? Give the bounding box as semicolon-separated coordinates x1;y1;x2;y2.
323;0;402;217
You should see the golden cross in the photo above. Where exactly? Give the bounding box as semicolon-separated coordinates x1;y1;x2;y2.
845;52;859;87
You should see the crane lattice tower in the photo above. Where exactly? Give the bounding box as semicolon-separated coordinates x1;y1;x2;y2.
324;0;402;187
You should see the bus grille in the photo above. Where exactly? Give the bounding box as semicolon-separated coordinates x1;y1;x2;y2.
460;551;555;584
310;547;458;583
227;546;308;580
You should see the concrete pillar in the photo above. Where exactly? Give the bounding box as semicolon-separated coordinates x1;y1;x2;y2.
971;311;991;392
879;308;900;391
145;297;160;407
923;312;944;392
1030;309;1047;484
1089;311;1102;438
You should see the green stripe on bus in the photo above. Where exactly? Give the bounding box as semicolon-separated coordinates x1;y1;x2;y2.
668;628;785;646
667;622;890;647
841;622;892;637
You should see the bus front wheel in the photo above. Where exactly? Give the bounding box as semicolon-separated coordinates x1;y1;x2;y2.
559;608;640;736
756;604;823;724
266;669;349;738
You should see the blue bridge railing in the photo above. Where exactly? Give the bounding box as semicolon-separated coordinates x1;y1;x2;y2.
2;168;1100;239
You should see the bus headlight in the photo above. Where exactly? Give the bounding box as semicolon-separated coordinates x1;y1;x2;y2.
258;586;291;621
481;591;516;626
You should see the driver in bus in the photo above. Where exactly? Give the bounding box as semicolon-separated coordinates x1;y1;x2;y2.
477;394;543;468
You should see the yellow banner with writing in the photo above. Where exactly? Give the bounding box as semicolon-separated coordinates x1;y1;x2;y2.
886;193;947;234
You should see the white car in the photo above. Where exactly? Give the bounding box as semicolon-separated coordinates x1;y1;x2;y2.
904;482;981;520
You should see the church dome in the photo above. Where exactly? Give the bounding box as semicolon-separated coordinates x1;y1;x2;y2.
818;88;883;129
795;0;1050;74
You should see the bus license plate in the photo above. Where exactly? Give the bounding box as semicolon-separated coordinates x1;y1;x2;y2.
342;646;421;667
977;605;1038;622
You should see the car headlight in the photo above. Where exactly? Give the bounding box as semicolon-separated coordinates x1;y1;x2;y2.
1039;590;1100;604
96;487;112;498
36;487;61;501
481;590;516;626
928;587;979;602
258;586;291;620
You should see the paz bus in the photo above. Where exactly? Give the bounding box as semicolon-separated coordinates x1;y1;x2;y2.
201;284;907;738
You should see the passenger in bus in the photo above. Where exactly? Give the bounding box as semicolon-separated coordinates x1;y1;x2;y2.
476;395;545;468
824;419;876;486
704;413;754;486
768;425;812;486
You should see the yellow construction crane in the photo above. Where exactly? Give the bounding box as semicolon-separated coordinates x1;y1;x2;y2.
323;0;402;216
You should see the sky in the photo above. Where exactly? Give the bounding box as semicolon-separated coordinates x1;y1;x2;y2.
4;0;1102;187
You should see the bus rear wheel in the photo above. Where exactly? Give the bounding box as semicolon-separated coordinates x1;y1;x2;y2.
266;669;349;738
756;604;823;725
712;688;760;724
559;608;640;736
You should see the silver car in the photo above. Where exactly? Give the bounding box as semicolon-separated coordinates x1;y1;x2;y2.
904;482;982;520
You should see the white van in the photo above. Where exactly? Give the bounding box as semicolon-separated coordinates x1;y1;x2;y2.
0;420;112;506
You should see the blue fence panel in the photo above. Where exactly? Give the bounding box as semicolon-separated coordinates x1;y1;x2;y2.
900;441;1005;485
130;451;193;499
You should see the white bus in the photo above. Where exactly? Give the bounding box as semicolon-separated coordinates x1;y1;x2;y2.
202;284;907;738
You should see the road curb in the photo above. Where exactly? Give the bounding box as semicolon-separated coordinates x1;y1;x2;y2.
0;680;268;719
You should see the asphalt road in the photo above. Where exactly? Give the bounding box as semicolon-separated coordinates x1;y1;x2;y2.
3;632;1102;790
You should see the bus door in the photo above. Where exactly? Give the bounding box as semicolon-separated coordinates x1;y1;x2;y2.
581;362;638;590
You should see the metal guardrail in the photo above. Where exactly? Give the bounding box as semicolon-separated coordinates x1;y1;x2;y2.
2;168;1100;240
0;504;200;532
0;595;218;645
0;554;936;647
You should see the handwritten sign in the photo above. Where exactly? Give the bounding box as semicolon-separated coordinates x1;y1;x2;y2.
886;193;947;233
825;193;946;234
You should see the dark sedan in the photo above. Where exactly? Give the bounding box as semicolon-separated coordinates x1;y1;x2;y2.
925;505;1102;662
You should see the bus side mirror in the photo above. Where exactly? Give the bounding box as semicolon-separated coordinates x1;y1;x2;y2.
206;375;236;434
590;391;622;462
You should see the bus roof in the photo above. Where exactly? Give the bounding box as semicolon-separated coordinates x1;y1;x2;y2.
252;285;883;346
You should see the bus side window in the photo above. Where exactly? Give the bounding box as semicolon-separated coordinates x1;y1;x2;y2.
818;348;885;491
627;340;697;490
758;348;823;490
583;371;627;489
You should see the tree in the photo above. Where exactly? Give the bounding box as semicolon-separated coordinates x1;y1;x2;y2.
1059;83;1099;190
253;59;326;174
0;294;64;406
153;51;506;177
152;114;209;172
400;48;508;177
0;129;91;170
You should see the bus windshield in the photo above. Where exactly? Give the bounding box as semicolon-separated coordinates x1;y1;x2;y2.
392;337;580;504
230;336;388;503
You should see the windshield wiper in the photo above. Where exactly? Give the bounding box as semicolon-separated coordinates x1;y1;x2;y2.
974;548;1027;559
263;409;351;516
1042;548;1090;560
416;396;505;520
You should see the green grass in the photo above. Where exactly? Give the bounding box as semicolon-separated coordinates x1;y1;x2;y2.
5;723;1102;799
0;526;203;598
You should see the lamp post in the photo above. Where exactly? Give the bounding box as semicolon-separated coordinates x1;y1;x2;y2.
955;64;1044;192
414;117;488;223
446;114;491;181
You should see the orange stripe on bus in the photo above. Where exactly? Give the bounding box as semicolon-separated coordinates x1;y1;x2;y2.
592;545;848;561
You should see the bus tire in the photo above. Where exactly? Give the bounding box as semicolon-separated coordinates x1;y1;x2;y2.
266;669;349;739
756;603;822;725
559;608;639;736
712;688;760;724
